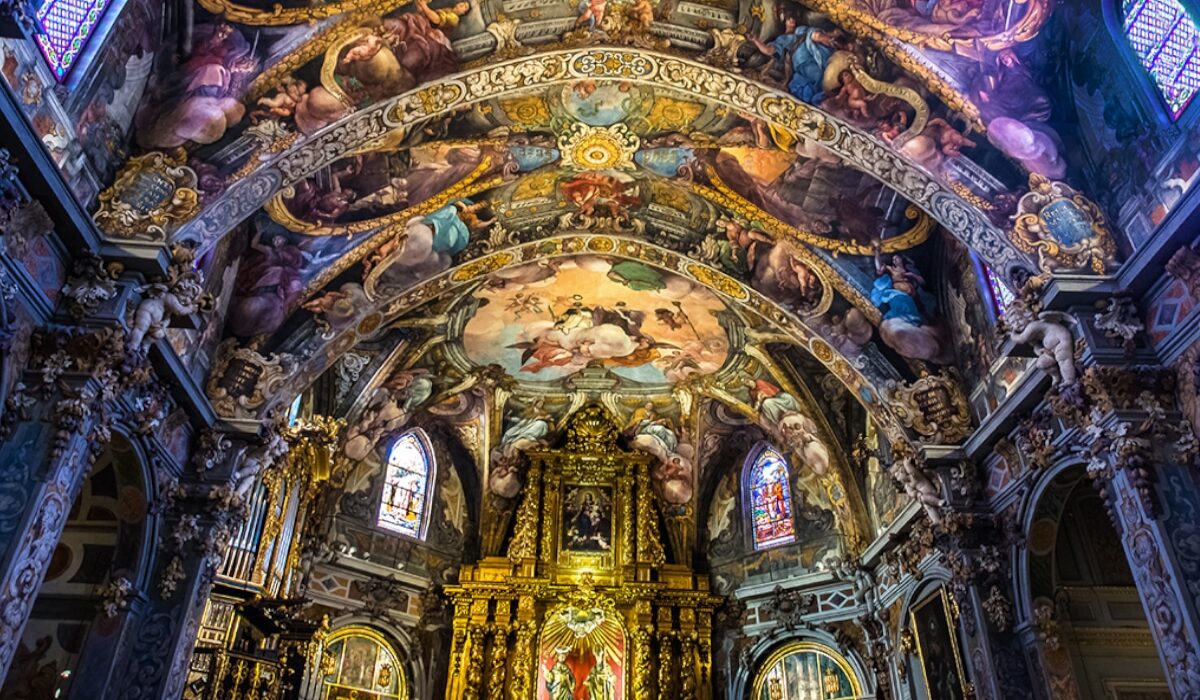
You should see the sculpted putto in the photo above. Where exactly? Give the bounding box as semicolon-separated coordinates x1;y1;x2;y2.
1001;282;1077;387
891;451;945;526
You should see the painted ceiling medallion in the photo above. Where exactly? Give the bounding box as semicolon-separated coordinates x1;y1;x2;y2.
559;122;640;172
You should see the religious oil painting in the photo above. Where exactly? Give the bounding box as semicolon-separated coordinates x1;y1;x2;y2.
752;642;859;700
911;589;968;700
562;485;614;553
463;256;731;385
538;604;625;700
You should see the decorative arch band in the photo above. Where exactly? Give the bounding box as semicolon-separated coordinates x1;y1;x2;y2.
171;48;1031;275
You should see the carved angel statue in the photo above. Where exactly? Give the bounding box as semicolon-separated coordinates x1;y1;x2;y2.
232;430;290;499
891;453;945;526
1001;290;1076;387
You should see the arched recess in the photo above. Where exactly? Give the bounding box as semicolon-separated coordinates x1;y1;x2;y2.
734;631;872;699
537;597;626;700
334;412;483;567
237;235;913;443
1015;459;1167;699
0;431;159;699
751;641;864;700
302;620;418;700
896;576;971;700
170;48;1032;276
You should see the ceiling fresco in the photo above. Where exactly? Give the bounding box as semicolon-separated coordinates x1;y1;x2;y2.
54;0;1120;499
458;256;733;386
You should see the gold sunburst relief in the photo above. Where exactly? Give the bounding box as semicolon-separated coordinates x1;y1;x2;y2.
559;123;641;172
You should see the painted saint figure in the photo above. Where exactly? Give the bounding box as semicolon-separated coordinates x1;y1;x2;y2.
746;15;836;102
585;648;617;700
545;650;576;700
870;242;948;363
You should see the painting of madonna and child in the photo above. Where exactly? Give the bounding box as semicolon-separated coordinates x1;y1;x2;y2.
462;256;732;386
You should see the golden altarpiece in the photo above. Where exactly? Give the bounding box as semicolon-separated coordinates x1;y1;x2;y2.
443;406;723;700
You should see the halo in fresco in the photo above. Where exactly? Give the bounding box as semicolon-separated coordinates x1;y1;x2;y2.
462;255;731;385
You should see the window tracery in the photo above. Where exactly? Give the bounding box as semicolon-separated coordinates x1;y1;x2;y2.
746;444;797;550
377;430;434;540
1122;0;1200;118
983;263;1014;318
34;0;114;80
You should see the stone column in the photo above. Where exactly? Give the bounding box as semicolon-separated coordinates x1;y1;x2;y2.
0;374;103;681
1107;463;1200;695
98;427;259;700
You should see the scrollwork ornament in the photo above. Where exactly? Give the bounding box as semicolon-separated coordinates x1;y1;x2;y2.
884;371;972;443
1009;174;1118;274
94;151;200;240
61;253;125;320
1093;292;1144;355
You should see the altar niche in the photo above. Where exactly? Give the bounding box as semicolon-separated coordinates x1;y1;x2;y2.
537;597;626;700
441;405;722;700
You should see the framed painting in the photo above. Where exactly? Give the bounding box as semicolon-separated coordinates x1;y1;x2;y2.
910;589;969;700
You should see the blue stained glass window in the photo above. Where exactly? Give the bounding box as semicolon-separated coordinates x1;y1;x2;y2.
747;445;796;550
983;264;1014;318
34;0;112;81
377;431;434;539
1123;0;1200;118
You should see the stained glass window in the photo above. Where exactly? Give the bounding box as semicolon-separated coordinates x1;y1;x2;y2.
747;445;796;550
377;431;434;539
1123;0;1200;118
321;628;407;700
983;264;1014;318
753;643;860;700
34;0;113;81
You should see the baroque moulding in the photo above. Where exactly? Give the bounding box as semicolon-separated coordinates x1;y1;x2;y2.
1092;292;1145;356
883;370;972;444
1009;174;1119;274
60;253;125;320
206;339;296;419
171;49;1029;274
93;151;200;241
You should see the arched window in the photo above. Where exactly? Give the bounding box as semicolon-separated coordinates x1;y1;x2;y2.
34;0;117;81
1122;0;1200;118
320;627;407;700
746;444;796;550
376;430;435;539
751;642;861;700
982;263;1013;318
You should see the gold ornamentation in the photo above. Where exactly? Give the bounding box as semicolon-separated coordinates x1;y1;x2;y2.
558;122;640;171
645;97;705;132
884;371;972;443
94;151;199;239
1010;174;1118;274
206;339;295;419
265;157;498;236
500;94;552;126
195;0;408;25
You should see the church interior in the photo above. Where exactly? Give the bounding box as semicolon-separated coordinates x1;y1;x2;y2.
1;0;1200;696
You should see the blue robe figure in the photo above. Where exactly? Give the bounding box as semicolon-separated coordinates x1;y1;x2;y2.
424;200;474;257
768;24;834;103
